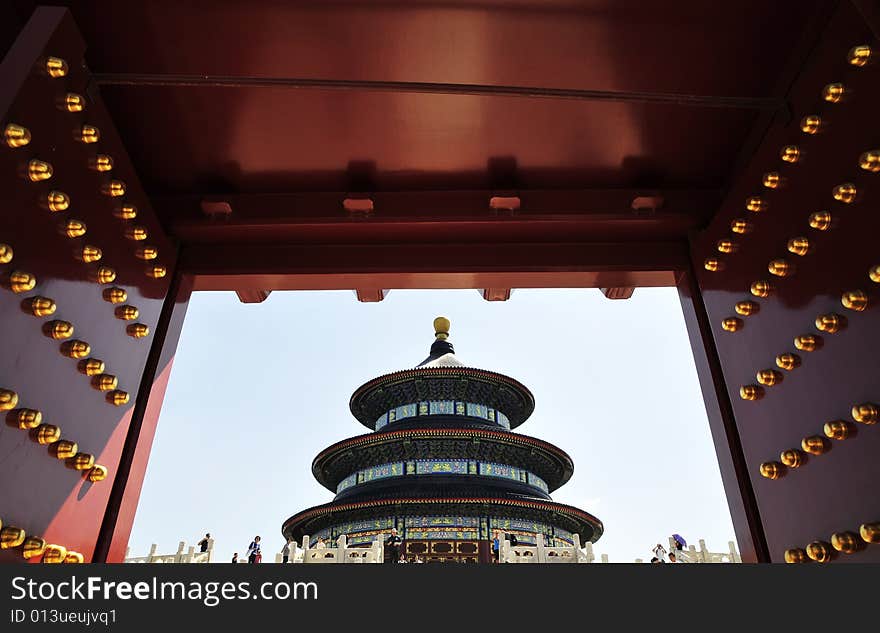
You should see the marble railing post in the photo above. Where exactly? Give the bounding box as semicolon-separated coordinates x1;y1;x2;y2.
294;535;309;563
576;535;593;563
337;535;347;563
147;544;158;563
536;533;546;563
600;553;609;563
371;539;383;563
698;539;708;563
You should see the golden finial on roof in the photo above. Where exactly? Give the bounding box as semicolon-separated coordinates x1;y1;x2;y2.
433;316;450;340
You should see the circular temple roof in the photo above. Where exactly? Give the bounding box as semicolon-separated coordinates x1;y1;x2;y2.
312;427;575;493
349;318;536;430
282;497;603;545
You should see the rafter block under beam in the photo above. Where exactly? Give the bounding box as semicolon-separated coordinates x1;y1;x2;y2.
601;287;635;300
355;289;389;302
481;288;512;301
235;289;272;303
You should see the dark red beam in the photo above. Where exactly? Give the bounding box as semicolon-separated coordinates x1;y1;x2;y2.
157;189;719;246
92;73;785;111
180;241;687;292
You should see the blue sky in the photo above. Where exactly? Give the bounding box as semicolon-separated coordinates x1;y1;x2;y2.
128;287;736;562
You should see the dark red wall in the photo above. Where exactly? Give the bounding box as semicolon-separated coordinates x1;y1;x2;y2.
0;9;180;562
686;3;880;563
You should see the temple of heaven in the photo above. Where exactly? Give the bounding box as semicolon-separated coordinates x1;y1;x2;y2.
282;317;603;563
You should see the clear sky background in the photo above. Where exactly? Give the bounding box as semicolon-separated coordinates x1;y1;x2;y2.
128;287;736;563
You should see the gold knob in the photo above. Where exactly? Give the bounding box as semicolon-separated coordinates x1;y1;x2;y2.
786;237;811;256
717;240;738;254
0;388;20;411
114;305;139;321
124;225;148;241
808;211;832;231
60;219;84;242
7;408;42;430
730;219;753;234
794;335;821;352
31;424;60;445
0;243;12;264
775;353;801;371
801;435;828;455
822;83;846;103
780;449;803;468
0;526;26;549
800;115;822;134
22;535;47;559
8;273;39;293
745;197;767;213
860;150;880;173
76;245;102;263
4;123;30;148
77;358;105;376
41;544;68;564
90;154;113;172
135;246;158;260
768;259;793;277
721;317;742;332
833;183;857;204
848;45;873;67
815;313;846;333
759;462;784;479
44;320;74;340
757;369;782;386
44;320;75;341
762;172;783;189
870;265;880;283
88;464;108;482
60;340;90;359
27;159;53;182
79;125;100;144
102;287;128;304
45;56;68;77
841;290;868;312
126;323;150;338
780;145;800;163
91;374;118;391
102;180;126;197
49;439;78;459
94;266;116;284
735;301;758;316
64;551;84;563
704;258;722;272
740;385;765;401
64;92;85;112
860;523;880;544
750;281;772;298
66;452;95;471
852;402;879;424
784;548;807;563
106;390;130;406
47;190;70;212
146;265;167;279
831;532;861;554
823;420;852;441
114;204;137;220
22;296;56;317
806;541;832;563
